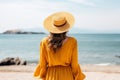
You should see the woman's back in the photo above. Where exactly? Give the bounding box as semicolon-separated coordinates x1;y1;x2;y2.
42;36;77;67
34;36;85;80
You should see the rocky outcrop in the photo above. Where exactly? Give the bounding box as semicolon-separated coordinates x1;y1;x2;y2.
3;29;21;34
3;29;45;34
0;57;27;66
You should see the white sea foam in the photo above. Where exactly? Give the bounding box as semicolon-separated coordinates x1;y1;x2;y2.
94;63;111;66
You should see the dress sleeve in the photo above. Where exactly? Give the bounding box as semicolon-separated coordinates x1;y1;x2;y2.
34;41;47;79
71;40;85;80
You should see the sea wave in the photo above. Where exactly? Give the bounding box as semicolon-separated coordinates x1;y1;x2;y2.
94;63;111;66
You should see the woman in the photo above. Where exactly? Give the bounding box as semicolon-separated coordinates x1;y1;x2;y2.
34;12;85;80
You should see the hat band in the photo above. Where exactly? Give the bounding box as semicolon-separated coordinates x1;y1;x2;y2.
54;21;67;27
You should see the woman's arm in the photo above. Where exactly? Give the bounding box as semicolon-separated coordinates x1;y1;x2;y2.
71;39;85;80
34;40;47;79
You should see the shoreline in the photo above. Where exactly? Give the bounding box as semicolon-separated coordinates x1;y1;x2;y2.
0;64;120;73
0;65;120;80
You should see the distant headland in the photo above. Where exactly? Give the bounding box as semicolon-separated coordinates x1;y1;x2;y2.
2;29;45;34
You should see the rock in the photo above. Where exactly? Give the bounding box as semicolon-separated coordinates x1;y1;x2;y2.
0;57;27;66
115;55;120;59
20;60;27;65
13;57;21;65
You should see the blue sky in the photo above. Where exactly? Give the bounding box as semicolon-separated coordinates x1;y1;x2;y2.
0;0;120;33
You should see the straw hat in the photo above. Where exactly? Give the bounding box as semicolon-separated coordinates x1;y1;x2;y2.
43;12;75;33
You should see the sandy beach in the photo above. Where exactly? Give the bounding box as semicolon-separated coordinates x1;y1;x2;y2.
0;64;120;80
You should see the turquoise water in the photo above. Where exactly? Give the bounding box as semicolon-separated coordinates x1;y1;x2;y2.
0;34;120;65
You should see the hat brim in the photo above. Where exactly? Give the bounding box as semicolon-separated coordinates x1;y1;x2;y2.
44;12;75;33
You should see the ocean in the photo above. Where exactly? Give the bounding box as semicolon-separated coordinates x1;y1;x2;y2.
0;34;120;65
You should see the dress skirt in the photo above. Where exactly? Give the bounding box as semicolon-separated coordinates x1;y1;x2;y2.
45;66;74;80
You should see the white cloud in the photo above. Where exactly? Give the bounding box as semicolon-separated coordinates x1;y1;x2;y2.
0;0;120;33
0;1;70;32
69;0;96;7
74;10;120;33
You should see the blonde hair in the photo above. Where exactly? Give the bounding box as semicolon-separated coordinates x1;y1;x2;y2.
48;32;67;53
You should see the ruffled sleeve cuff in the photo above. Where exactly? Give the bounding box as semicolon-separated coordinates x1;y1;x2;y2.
73;64;86;80
34;64;47;79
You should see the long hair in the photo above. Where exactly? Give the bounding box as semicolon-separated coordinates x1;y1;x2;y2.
48;32;67;53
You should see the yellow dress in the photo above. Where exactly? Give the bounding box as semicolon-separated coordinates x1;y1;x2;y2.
34;37;85;80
